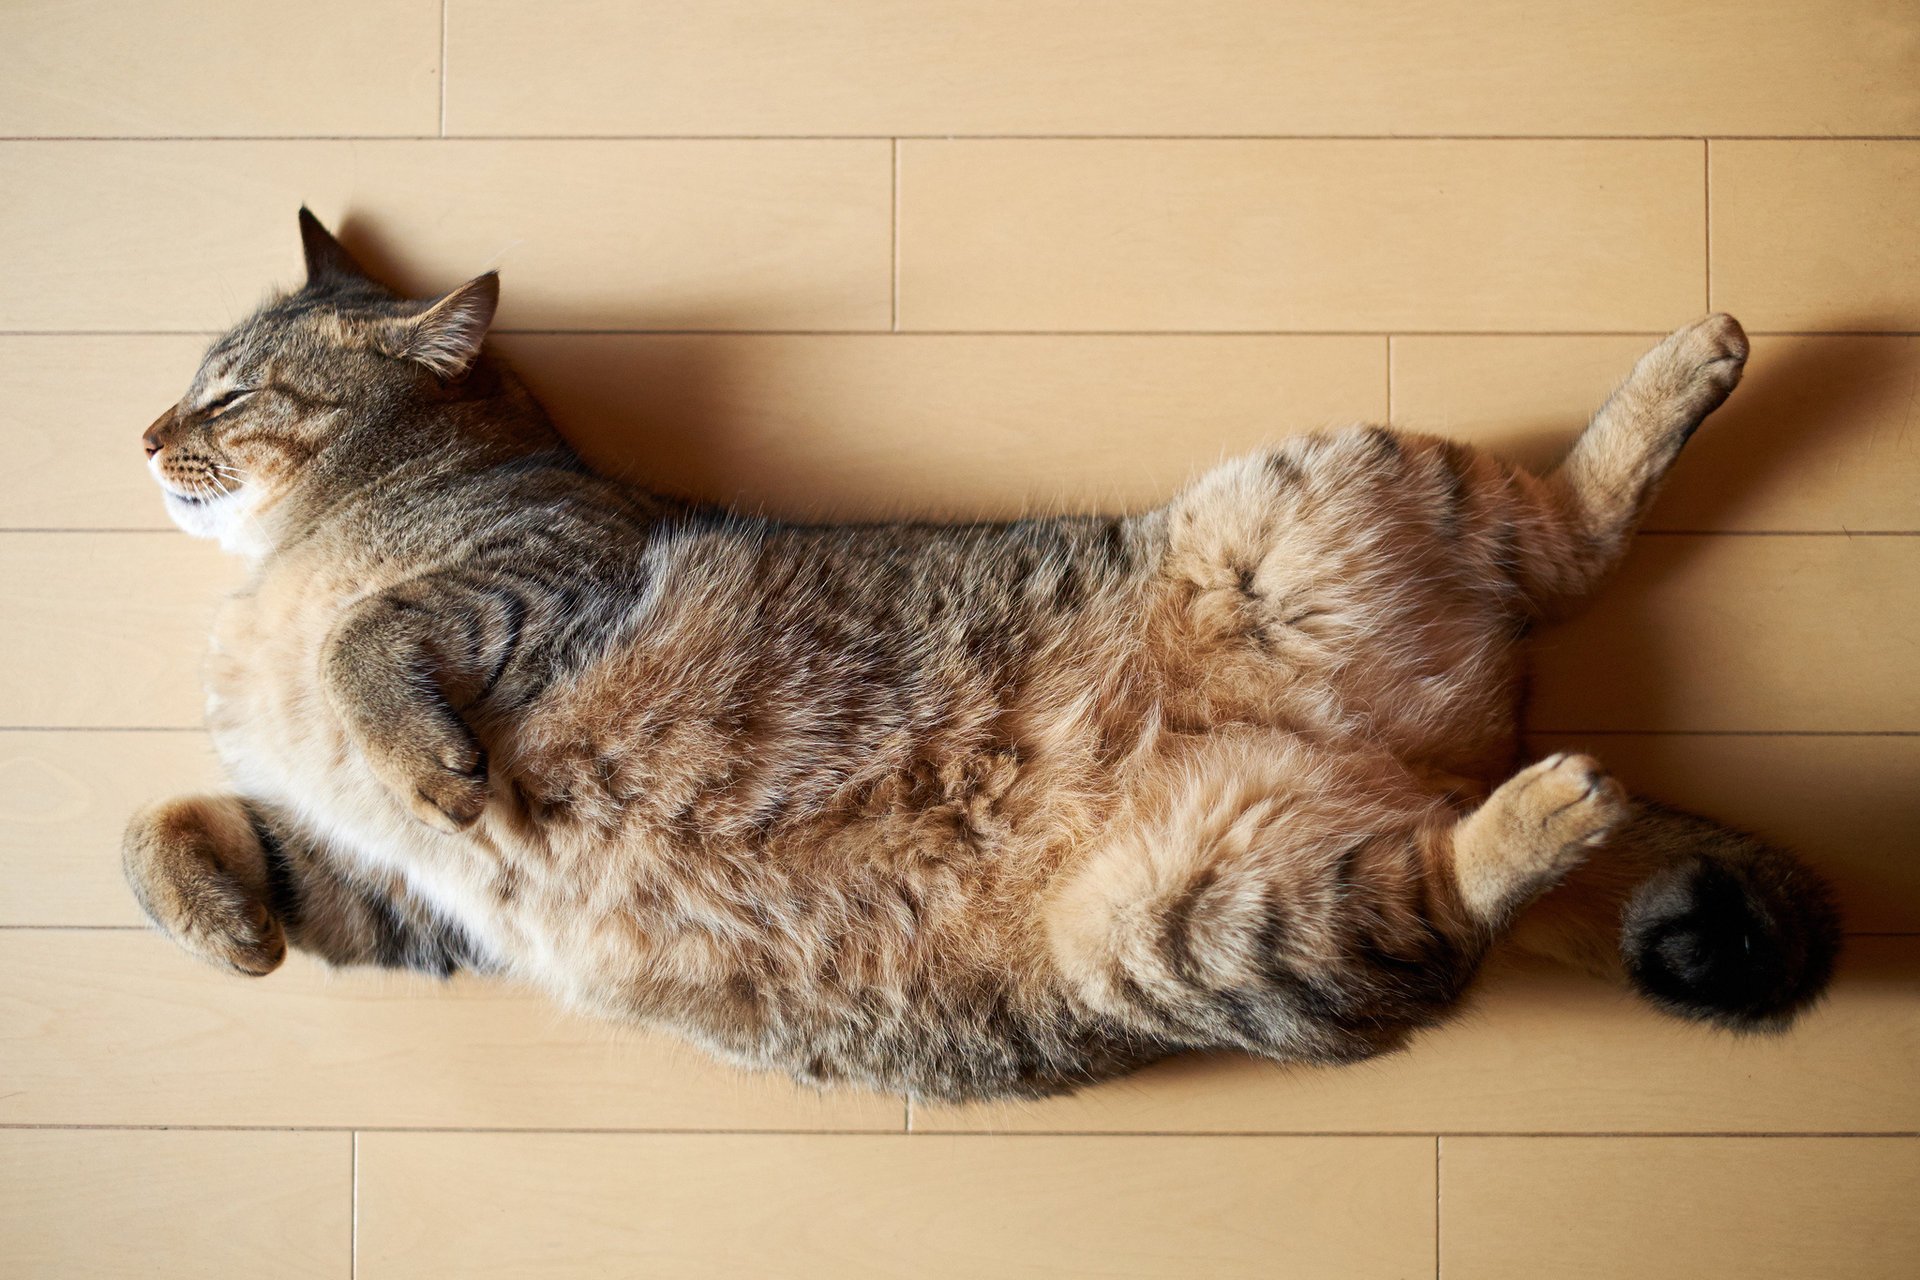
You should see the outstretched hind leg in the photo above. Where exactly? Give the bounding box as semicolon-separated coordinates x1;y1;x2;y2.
1448;753;1629;930
1511;313;1748;617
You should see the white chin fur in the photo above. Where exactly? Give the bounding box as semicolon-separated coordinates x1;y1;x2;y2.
151;453;269;556
161;486;270;556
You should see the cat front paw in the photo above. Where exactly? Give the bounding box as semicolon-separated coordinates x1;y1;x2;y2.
123;795;286;975
368;741;491;833
409;766;491;833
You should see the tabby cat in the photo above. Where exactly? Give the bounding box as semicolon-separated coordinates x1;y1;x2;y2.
123;211;1840;1100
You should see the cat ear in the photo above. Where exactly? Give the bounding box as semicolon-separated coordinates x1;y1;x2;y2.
381;273;500;379
298;207;370;286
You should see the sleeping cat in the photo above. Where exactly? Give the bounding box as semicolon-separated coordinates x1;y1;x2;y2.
123;210;1839;1100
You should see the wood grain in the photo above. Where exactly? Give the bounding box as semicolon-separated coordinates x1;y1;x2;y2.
1529;535;1920;733
0;931;902;1130
0;335;204;530
1443;1137;1920;1279
498;333;1386;520
897;140;1704;332
357;1131;1434;1279
447;0;1920;138
4;4;1916;1274
1713;142;1920;331
0;730;221;926
0;534;236;729
16;331;1912;533
0;1129;350;1280
1;0;437;137
0;141;893;333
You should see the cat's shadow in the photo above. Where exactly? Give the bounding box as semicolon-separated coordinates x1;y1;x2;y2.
333;215;1920;998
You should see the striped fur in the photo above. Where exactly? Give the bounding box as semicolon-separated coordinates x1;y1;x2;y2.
122;212;1839;1100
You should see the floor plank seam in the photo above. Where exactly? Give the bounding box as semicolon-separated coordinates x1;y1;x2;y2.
1704;138;1714;312
438;1;450;138
1384;334;1395;424
5;1124;1916;1138
3;133;1918;143
13;727;1916;739
890;138;901;333
7;529;1918;541
2;328;1916;338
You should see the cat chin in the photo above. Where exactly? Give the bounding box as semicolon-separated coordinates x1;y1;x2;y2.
162;487;271;557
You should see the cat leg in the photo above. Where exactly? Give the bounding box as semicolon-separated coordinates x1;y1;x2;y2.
1447;752;1629;929
322;573;526;832
1045;737;1485;1063
123;793;286;975
124;793;483;976
1510;313;1748;617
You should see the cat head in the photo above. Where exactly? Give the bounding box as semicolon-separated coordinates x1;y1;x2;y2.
142;209;502;554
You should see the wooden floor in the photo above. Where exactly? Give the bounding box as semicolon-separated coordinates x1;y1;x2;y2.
3;3;1918;1277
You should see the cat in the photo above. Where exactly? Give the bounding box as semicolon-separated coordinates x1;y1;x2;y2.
122;210;1840;1101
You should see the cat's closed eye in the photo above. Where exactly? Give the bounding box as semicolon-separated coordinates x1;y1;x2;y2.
202;388;254;417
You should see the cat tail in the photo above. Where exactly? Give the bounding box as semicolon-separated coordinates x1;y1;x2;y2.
1511;800;1841;1031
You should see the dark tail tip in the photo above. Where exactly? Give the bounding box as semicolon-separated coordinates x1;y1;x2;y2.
1621;828;1841;1032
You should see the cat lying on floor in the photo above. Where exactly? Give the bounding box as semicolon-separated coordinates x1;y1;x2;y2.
123;210;1838;1100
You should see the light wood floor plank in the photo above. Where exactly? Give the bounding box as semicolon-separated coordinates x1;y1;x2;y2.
1393;334;1920;532
0;534;235;729
1529;535;1920;732
915;938;1920;1134
0;335;203;530
897;140;1705;333
0;931;900;1130
0;141;893;333
0;1128;350;1280
1;0;438;137
0;730;220;926
446;0;1920;138
1442;1137;1920;1280
1713;141;1920;332
356;1131;1433;1279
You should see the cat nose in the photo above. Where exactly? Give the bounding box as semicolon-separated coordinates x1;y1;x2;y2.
142;411;172;458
